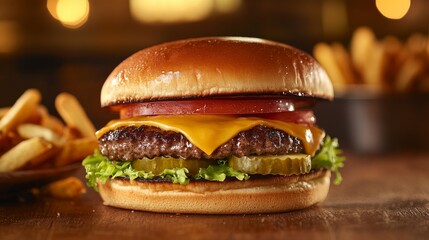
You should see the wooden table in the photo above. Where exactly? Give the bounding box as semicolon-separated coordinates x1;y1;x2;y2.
1;153;428;240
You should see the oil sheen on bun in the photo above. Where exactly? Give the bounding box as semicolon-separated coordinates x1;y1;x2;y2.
101;37;333;108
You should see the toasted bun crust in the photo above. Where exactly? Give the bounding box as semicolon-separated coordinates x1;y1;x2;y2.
97;170;330;214
101;37;333;108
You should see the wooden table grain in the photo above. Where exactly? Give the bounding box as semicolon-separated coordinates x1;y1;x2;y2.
1;153;428;240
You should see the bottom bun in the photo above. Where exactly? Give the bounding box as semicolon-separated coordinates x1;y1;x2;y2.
97;170;331;214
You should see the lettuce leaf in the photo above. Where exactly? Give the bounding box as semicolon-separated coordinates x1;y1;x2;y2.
311;136;345;184
82;151;248;191
161;168;190;184
82;150;154;191
195;160;249;181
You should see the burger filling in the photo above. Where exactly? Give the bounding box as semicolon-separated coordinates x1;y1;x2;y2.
98;125;305;161
83;115;344;191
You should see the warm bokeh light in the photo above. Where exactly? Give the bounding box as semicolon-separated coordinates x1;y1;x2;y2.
47;0;59;20
47;0;89;29
376;0;410;19
130;0;242;24
130;0;212;23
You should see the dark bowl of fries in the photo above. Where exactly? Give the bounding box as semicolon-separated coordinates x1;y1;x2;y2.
314;27;429;154
0;89;96;195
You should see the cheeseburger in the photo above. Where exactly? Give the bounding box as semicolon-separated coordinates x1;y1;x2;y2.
83;37;344;214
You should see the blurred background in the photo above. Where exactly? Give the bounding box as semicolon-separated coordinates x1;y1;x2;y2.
0;0;428;154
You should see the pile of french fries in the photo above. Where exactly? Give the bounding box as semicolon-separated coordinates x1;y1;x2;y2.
0;89;97;172
314;26;429;93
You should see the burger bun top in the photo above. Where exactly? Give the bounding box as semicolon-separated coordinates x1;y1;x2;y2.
101;37;333;109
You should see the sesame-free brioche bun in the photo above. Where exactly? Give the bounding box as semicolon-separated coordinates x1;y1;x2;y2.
97;170;330;214
101;37;333;109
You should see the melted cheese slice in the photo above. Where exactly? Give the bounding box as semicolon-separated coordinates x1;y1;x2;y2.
96;115;325;156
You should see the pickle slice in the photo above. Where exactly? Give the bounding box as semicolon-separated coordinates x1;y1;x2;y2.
228;154;311;176
132;157;213;175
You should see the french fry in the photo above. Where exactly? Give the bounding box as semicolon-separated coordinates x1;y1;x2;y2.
55;93;96;139
0;107;10;119
0;137;56;172
350;26;376;75
406;33;427;57
395;57;425;92
362;42;387;89
61;126;82;141
0;131;21;155
22;105;48;125
382;36;406;85
0;89;41;135
0;131;23;152
45;177;86;199
54;137;98;167
40;115;65;136
17;123;61;144
331;42;356;84
36;105;49;120
313;42;348;92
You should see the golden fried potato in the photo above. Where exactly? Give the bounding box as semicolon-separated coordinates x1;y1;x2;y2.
362;42;388;89
331;42;357;84
313;42;348;92
406;33;428;57
0;107;10;119
54;137;98;167
395;57;425;92
350;26;376;75
40;115;65;136
0;137;57;172
55;93;96;139
0;89;41;136
17;123;61;144
45;177;86;199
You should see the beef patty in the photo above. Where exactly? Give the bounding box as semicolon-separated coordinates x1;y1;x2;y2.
98;125;305;161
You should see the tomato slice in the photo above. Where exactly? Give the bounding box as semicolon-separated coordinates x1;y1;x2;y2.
119;99;316;125
255;110;316;125
120;99;300;119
